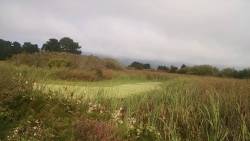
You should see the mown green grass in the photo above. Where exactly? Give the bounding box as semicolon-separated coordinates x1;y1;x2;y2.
41;81;162;99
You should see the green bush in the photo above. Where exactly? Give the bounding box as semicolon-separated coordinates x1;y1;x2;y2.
220;68;238;78
0;64;33;139
186;65;219;76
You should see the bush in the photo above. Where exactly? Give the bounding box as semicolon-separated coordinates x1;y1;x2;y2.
129;62;151;70
48;59;71;68
54;69;113;81
103;58;123;70
237;68;250;79
157;66;169;72
186;65;219;76
220;68;238;78
0;64;33;139
170;65;178;73
11;53;123;71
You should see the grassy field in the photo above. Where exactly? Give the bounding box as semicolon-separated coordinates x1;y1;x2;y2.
0;60;250;141
42;81;162;99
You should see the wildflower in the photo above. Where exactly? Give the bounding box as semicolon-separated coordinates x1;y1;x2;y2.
112;106;126;125
100;110;104;114
128;117;137;125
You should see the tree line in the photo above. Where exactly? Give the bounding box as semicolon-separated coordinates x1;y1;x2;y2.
129;61;250;79
0;37;81;60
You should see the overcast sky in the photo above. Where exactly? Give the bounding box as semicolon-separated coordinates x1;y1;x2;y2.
0;0;250;68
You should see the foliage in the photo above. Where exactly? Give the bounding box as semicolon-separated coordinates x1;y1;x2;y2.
129;62;151;70
48;59;71;68
11;42;22;55
0;39;13;60
157;66;170;72
42;37;82;54
0;61;250;141
170;65;178;73
220;68;238;78
59;37;81;54
103;58;123;70
0;37;82;61
187;65;219;76
42;38;61;52
237;68;250;79
22;42;39;54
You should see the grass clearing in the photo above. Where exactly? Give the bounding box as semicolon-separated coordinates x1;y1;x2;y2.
42;81;162;99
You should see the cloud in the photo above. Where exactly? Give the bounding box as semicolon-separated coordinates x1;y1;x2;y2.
0;0;250;67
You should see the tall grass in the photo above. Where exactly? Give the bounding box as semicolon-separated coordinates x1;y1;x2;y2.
83;77;250;141
1;60;250;141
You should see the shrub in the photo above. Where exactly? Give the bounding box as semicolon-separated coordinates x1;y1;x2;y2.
157;66;169;72
220;68;238;78
103;58;123;70
11;53;123;71
129;62;151;70
170;65;178;73
186;65;219;76
237;68;250;79
0;64;33;139
48;59;71;68
54;69;113;81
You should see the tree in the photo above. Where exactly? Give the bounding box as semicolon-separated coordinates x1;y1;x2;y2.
143;64;151;69
181;64;187;69
129;62;145;70
22;42;39;54
170;65;178;73
157;65;169;72
11;41;22;54
237;68;250;79
42;38;61;52
59;37;81;54
178;64;188;74
0;39;12;60
220;68;238;78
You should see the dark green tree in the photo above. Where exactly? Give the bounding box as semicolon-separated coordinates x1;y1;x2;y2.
178;64;188;74
22;42;39;54
157;65;169;72
0;39;12;60
181;64;187;69
237;68;250;79
42;38;61;52
59;37;81;54
170;65;178;73
220;68;238;78
129;62;145;70
143;64;151;69
11;41;22;54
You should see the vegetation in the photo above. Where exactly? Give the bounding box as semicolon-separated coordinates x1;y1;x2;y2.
129;62;151;70
157;66;169;72
0;59;249;141
0;45;250;140
0;37;81;60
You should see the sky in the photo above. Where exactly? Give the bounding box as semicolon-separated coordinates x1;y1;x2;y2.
0;0;250;68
